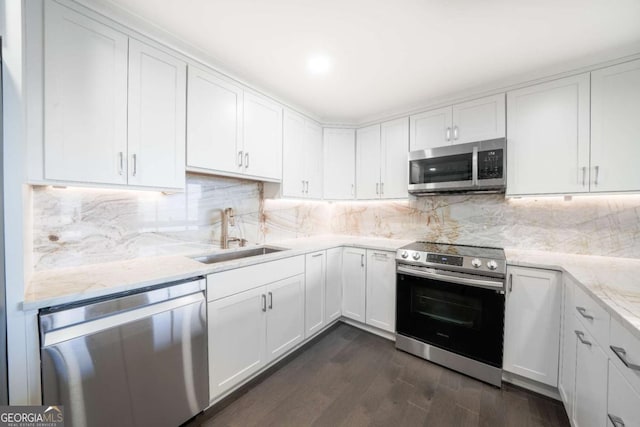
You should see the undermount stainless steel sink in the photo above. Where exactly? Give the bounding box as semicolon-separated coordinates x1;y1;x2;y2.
192;246;287;265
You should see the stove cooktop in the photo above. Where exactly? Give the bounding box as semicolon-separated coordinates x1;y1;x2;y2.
396;241;506;277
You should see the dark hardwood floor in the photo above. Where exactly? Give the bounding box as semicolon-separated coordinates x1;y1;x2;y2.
189;324;569;427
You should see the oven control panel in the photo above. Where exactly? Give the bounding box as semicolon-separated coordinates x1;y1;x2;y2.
426;253;463;266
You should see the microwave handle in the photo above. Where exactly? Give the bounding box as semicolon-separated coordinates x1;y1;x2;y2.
472;146;478;186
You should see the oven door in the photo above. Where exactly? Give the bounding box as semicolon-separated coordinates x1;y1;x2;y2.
396;267;505;367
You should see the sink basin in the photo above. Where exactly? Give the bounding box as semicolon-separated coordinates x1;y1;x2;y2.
192;246;287;264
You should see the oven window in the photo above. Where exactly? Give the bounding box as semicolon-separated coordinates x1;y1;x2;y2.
411;287;482;330
410;153;472;184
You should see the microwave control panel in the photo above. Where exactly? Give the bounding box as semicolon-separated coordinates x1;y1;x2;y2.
478;149;504;180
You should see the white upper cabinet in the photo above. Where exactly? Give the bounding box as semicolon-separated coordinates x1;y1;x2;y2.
323;128;356;199
187;66;243;175
282;110;323;198
506;74;590;196
409;94;505;151
44;2;186;190
409;106;452;151
356;118;408;199
591;59;640;193
127;40;186;190
503;266;562;387
356;124;381;199
242;91;283;181
452;93;505;144
44;1;129;185
380;117;409;199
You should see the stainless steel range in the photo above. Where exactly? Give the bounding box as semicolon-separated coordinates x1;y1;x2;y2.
395;242;506;387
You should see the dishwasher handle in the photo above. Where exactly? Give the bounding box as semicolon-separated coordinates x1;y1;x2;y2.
42;291;205;348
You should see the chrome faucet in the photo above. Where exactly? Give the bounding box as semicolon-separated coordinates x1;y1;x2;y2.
221;208;247;249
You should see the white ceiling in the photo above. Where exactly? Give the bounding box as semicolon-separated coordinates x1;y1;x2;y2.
105;0;640;124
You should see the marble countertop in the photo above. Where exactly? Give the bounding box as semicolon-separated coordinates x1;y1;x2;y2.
24;236;640;342
507;248;640;340
24;235;411;310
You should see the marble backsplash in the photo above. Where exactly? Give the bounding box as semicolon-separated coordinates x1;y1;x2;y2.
262;194;640;258
32;174;264;271
32;175;640;271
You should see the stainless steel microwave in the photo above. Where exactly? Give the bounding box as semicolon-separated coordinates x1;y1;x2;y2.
408;138;506;195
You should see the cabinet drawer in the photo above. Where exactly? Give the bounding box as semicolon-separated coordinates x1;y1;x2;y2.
207;256;305;301
609;317;640;396
573;283;610;348
607;360;640;427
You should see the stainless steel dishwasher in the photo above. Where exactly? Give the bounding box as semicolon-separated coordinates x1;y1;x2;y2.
40;278;208;427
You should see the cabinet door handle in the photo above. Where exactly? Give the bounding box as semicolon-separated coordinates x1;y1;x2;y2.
380;182;384;195
594;165;599;186
376;183;379;195
576;306;594;320
351;184;355;195
360;254;364;267
238;151;244;167
445;127;451;141
261;294;267;312
268;291;273;309
302;180;305;193
582;166;586;187
118;152;124;175
608;414;626;427
610;345;640;371
453;126;459;140
305;181;309;193
575;330;592;347
245;152;249;169
508;273;513;293
132;154;137;177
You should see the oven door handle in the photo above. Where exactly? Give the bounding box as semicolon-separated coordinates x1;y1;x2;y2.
397;266;505;291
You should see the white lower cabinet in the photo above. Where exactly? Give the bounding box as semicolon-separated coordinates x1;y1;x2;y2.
265;275;305;360
305;251;326;338
607;360;640;427
342;248;367;322
574;324;608;427
207;257;304;401
365;250;396;333
503;266;562;386
559;276;577;420
325;247;343;323
208;286;267;399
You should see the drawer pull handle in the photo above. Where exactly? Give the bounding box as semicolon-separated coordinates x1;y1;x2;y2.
576;306;594;320
608;414;625;427
610;345;640;371
268;291;273;310
261;294;267;312
575;330;591;347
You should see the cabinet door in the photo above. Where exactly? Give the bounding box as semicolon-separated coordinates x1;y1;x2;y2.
266;274;305;361
342;248;366;322
607;361;640;427
127;40;186;189
409;106;452;151
282;110;307;197
503;267;562;387
365;250;396;333
305;120;324;199
187;66;243;174
559;277;577;420
325;247;343;323
380;117;409;199
506;74;590;196
323;128;356;199
305;251;326;338
452;93;505;144
243;91;283;181
44;2;128;185
591;59;640;193
574;325;608;427
356;124;381;199
208;286;266;399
